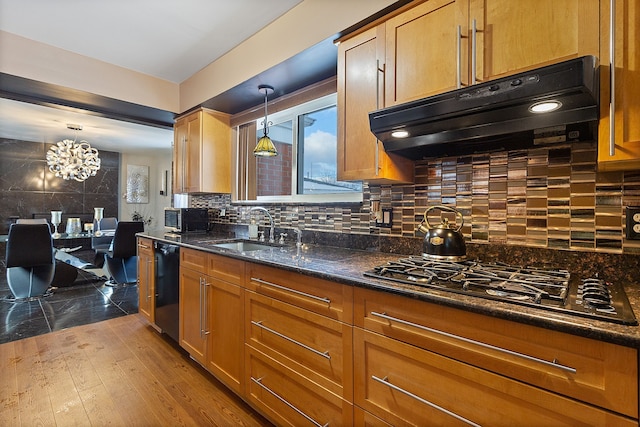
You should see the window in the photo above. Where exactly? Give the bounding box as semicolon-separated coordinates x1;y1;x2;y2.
237;93;362;202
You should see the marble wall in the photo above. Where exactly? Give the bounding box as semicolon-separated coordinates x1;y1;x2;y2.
0;138;120;234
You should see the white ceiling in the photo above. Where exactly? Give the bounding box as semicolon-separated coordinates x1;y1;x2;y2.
0;0;303;152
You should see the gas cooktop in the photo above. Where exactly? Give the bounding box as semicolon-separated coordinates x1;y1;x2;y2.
365;257;637;326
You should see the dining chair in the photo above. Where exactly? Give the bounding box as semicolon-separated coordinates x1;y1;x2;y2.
5;223;56;298
92;217;118;266
103;221;145;286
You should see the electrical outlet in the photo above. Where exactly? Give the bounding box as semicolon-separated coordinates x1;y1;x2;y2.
626;207;640;240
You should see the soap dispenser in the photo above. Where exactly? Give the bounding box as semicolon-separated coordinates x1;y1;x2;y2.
248;219;258;239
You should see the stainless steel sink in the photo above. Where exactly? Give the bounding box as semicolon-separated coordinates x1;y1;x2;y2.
212;241;274;252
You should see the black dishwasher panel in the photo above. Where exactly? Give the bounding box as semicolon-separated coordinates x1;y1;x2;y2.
154;242;180;342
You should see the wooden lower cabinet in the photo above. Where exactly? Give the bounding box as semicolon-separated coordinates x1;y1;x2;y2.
246;346;353;427
354;287;638;418
179;249;245;394
245;290;353;399
179;266;208;365
175;251;638;426
354;328;635;427
137;237;155;322
207;276;244;395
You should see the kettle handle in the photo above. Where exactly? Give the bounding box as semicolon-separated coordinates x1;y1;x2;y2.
423;206;464;232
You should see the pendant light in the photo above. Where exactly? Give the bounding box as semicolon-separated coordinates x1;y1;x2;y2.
254;84;278;157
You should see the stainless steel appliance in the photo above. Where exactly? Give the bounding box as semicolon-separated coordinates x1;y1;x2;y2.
154;241;180;341
365;257;637;325
369;56;598;159
164;207;209;233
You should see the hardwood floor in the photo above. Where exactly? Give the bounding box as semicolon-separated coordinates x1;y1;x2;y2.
0;314;272;426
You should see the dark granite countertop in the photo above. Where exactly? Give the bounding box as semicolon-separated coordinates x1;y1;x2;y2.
140;230;640;349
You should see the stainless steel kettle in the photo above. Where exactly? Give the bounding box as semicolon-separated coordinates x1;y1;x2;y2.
417;205;466;261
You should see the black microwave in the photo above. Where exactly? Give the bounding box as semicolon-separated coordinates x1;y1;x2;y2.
164;208;209;233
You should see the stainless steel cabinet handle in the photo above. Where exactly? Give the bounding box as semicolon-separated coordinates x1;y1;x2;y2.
375;60;384;175
456;25;462;89
609;0;616;156
138;243;150;249
371;375;481;427
251;277;331;304
202;280;210;336
471;19;477;85
251;377;329;427
251;320;331;359
370;311;577;374
146;259;152;301
199;277;204;336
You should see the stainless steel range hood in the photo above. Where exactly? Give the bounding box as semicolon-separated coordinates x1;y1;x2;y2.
369;56;599;160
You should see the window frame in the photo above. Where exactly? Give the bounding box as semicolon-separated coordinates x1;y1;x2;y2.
234;92;363;204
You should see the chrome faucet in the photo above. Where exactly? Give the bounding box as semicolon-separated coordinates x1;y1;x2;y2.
294;228;303;248
249;207;275;243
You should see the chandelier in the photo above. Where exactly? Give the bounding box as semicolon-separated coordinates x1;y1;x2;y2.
46;124;101;182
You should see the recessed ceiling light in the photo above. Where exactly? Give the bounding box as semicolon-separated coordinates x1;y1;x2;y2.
529;100;562;113
391;130;409;138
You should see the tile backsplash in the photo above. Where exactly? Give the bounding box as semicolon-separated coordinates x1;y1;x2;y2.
194;140;640;255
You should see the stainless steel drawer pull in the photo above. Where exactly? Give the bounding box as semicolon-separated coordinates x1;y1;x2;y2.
370;311;577;374
251;277;331;304
138;243;150;249
251;376;329;427
371;375;481;427
252;321;331;360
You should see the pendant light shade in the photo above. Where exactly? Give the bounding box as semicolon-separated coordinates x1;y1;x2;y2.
254;84;278;157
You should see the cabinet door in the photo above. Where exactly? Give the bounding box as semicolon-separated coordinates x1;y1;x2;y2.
173;111;201;193
245;290;353;399
471;0;599;81
385;0;469;105
207;278;244;395
598;0;640;170
179;267;207;365
184;113;202;193
355;328;636;427
246;346;353;427
173;117;188;194
137;238;154;322
337;26;414;184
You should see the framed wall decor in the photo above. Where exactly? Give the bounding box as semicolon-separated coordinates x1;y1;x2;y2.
126;164;149;203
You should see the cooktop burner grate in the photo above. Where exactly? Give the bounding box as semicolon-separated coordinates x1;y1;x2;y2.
365;256;637;325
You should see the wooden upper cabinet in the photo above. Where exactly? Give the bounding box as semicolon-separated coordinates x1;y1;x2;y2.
598;0;640;171
470;0;599;81
173;108;231;193
385;0;469;105
337;26;414;184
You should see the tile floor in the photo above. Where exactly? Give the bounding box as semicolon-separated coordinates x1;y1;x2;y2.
0;250;139;344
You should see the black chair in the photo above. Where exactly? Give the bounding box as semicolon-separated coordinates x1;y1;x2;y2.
5;223;55;298
104;221;144;286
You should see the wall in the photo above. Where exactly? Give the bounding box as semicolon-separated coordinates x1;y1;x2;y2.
0;138;119;233
119;150;173;233
196;140;640;256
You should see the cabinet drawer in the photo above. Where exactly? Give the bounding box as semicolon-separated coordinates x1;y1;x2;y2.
354;287;638;418
208;253;243;285
180;247;208;273
246;346;352;427
355;329;636;427
246;290;353;399
137;237;154;256
246;263;353;322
